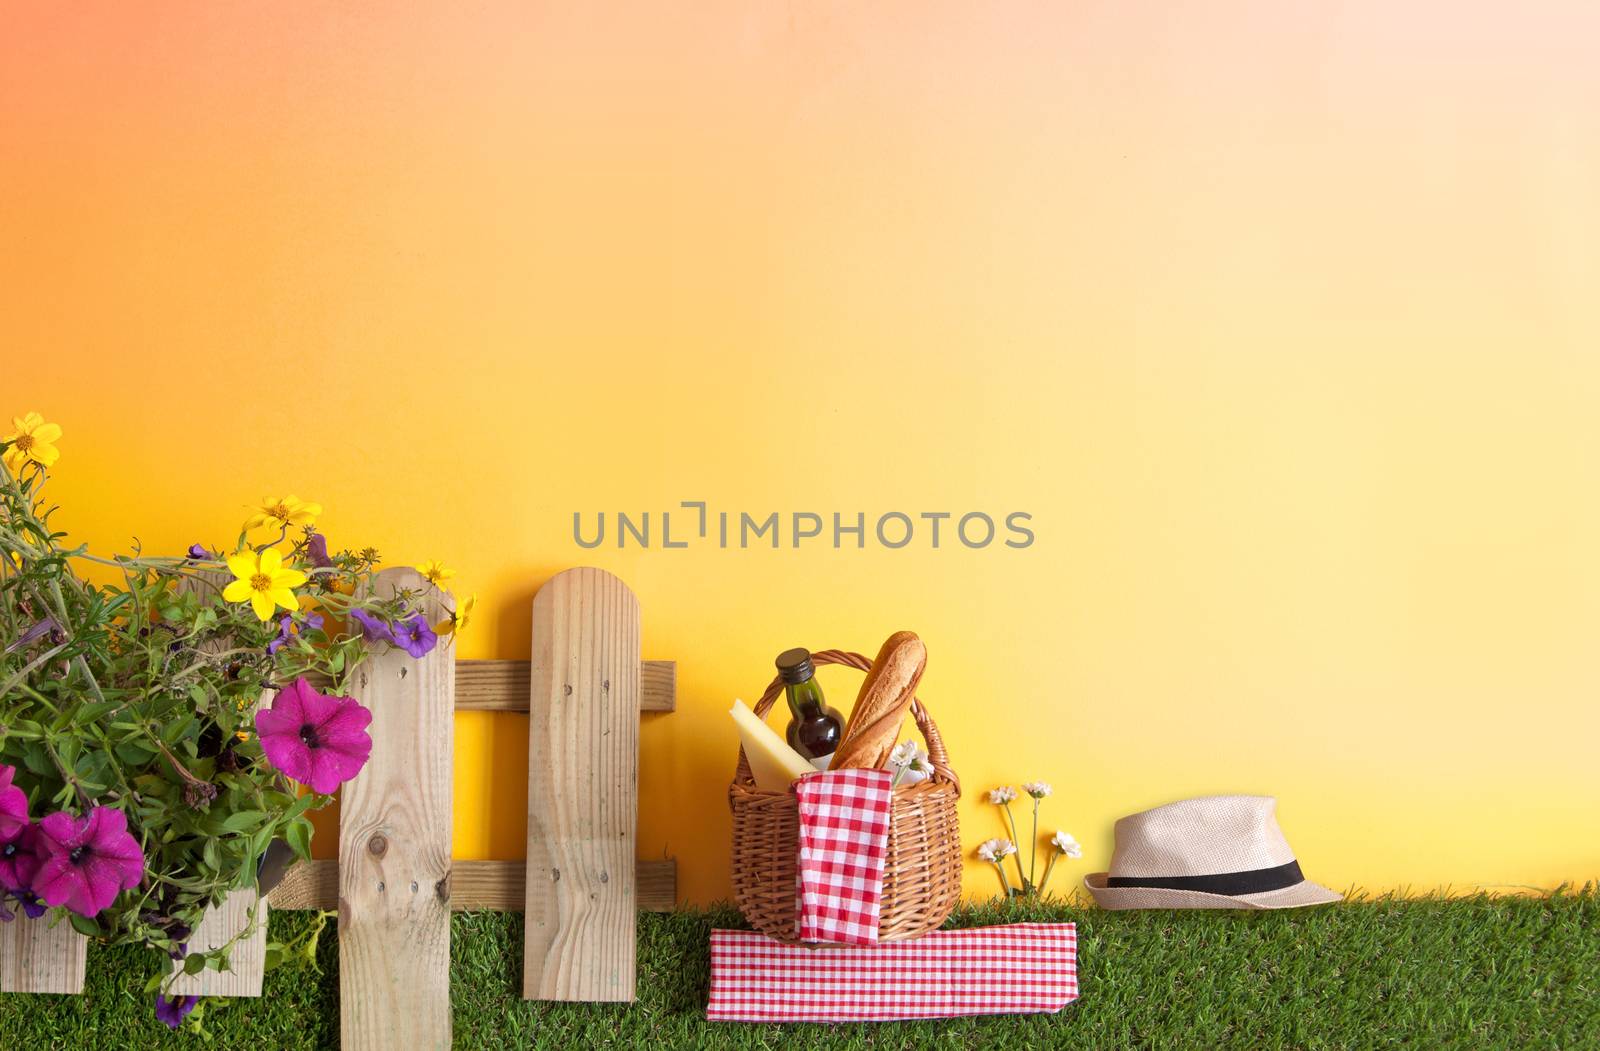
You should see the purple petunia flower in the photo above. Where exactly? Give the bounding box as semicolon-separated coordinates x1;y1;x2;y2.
185;543;211;560
4;617;60;656
1;886;45;920
348;607;393;644
394;614;437;658
266;612;324;655
266;616;293;655
155;992;199;1029
255;676;373;794
0;764;27;842
305;532;334;569
32;807;146;917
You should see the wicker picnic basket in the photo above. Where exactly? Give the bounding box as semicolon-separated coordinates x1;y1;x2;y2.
728;648;962;943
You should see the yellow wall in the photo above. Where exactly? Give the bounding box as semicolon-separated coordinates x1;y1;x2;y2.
4;3;1598;902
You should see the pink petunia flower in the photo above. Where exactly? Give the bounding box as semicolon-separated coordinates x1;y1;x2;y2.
0;824;41;893
33;807;146;917
0;764;28;842
255;676;373;794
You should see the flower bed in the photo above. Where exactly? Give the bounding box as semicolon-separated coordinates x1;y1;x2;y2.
0;412;466;1029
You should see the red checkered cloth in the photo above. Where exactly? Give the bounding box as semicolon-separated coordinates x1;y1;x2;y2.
706;923;1080;1022
792;768;893;944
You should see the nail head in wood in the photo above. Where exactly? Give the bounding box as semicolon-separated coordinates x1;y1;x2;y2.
454;658;676;713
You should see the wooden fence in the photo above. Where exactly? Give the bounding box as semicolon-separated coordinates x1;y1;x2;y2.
0;567;674;1046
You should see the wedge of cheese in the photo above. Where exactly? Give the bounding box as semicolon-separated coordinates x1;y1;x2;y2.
730;699;814;791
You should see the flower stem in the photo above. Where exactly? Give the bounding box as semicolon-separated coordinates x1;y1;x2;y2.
0;641;69;699
992;860;1013;898
43;738;93;810
1002;802;1029;891
1029;798;1039;888
1039;849;1059;897
41;575;107;705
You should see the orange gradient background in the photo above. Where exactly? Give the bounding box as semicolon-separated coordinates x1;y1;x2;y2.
4;3;1599;903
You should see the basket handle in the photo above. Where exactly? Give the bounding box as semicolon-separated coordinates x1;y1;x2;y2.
732;648;960;796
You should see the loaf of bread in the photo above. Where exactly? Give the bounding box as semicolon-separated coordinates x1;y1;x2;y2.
828;631;927;770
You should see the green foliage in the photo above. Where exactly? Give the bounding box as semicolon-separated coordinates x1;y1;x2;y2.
0;892;1595;1049
0;443;440;1005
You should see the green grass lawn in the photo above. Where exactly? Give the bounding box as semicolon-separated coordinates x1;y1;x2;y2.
2;889;1596;1049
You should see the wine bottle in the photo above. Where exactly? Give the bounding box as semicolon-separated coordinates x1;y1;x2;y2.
775;647;844;769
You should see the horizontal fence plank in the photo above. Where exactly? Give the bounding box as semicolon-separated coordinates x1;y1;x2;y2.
269;858;676;913
455;658;675;713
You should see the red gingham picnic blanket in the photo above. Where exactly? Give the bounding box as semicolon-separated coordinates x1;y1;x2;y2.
706;923;1080;1022
792;768;893;944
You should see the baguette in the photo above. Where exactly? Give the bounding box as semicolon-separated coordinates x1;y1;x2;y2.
828;631;927;770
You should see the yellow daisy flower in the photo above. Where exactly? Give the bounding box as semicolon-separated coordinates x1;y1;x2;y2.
3;412;63;473
434;593;475;636
244;495;322;532
223;548;308;621
418;560;456;588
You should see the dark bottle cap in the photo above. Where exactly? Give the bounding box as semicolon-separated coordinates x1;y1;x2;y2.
775;647;814;685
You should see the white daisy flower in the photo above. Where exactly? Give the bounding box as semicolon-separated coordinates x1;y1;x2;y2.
977;838;1018;862
988;786;1018;805
1022;781;1052;799
1051;830;1082;859
887;739;931;786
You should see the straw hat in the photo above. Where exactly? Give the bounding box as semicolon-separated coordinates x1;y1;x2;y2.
1084;795;1341;910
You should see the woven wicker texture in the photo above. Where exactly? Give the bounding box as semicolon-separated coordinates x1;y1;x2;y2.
1083;796;1342;911
1107;795;1295;877
729;649;962;943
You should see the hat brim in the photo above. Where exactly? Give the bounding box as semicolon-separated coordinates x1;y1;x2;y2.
1084;872;1342;911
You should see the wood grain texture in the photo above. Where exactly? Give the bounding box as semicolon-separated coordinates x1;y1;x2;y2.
524;568;640;1002
166;888;268;997
161;619;270;1001
455;658;674;712
269;858;675;912
339;568;454;1050
0;913;87;994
